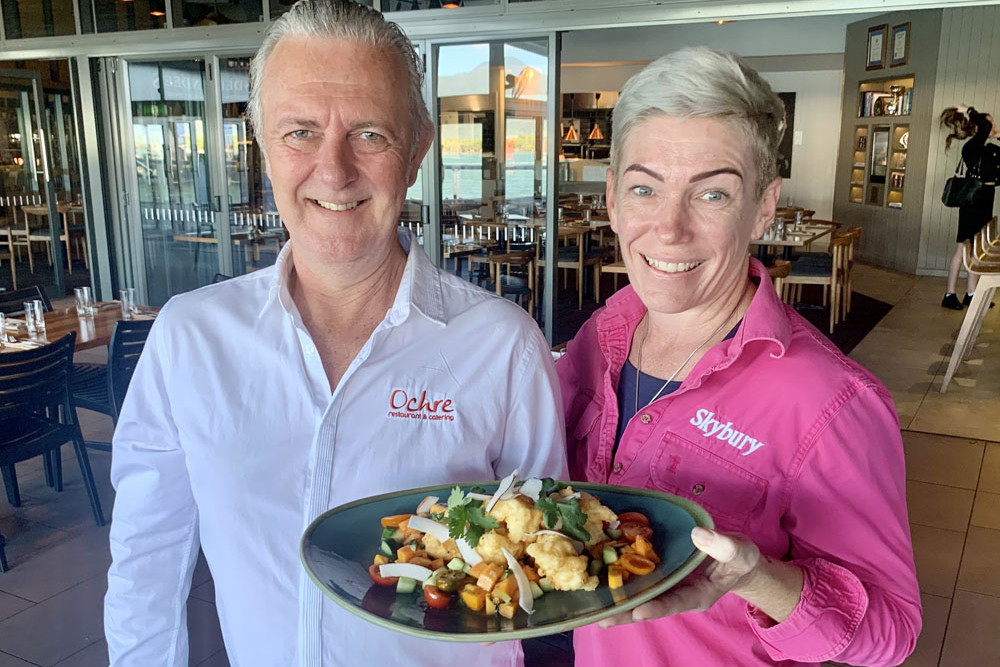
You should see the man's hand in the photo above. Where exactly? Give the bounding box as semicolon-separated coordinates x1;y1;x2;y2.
598;527;803;628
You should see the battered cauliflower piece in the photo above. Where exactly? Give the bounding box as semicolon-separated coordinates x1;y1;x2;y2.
475;530;526;565
577;492;618;546
422;533;461;561
487;496;543;543
526;534;598;591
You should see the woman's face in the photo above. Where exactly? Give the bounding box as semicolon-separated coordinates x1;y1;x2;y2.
606;115;781;317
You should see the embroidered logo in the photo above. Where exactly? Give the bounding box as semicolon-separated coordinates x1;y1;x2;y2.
387;389;456;422
689;409;766;456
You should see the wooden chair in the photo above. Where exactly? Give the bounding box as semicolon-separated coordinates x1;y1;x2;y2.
0;285;52;315
782;235;851;333
941;235;1000;392
486;250;536;316
537;229;603;309
839;226;863;320
768;259;791;299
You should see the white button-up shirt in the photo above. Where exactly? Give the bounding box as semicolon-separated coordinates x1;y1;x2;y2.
105;231;567;667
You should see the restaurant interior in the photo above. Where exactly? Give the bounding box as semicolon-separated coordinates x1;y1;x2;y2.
1;1;999;665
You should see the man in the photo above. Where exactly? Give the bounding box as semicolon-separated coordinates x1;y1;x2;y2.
104;2;566;665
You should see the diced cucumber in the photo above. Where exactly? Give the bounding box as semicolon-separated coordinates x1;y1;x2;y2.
380;540;397;557
396;577;417;594
446;558;466;571
529;581;544;599
588;559;603;576
606;527;622;539
494;591;512;603
602;545;619;564
381;526;396;540
538;577;554;592
390;528;406;542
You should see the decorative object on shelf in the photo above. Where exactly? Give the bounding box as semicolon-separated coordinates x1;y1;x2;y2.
885;85;906;115
890;22;910;68
899;131;909;149
867;24;888;70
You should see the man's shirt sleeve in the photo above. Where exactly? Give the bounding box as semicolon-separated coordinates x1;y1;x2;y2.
105;314;201;667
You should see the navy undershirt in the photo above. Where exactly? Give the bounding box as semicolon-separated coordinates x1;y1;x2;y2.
614;322;741;448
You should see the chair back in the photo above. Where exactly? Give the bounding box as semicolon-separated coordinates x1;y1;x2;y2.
212;273;232;284
107;319;154;422
0;333;76;423
0;285;52;315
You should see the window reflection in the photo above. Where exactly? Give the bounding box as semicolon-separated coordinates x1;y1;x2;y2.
386;0;495;11
2;0;76;38
171;0;263;26
90;0;168;33
270;0;372;20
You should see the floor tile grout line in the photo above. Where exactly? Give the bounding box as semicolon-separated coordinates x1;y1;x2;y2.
50;637;106;667
0;647;43;666
0;570;109;626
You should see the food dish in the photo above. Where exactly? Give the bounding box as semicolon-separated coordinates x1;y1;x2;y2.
301;481;713;642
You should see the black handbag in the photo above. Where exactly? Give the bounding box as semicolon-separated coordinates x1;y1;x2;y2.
942;156;988;208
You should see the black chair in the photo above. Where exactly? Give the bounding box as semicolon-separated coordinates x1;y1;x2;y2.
212;273;232;283
1;333;105;571
0;285;52;315
71;319;154;451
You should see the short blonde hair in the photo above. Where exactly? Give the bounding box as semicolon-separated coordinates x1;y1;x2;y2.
610;47;785;196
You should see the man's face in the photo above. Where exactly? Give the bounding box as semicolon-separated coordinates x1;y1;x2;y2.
606;115;780;316
260;36;430;273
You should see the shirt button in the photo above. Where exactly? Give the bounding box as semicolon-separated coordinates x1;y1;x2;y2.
612;462;623;473
639;414;652;424
692;484;705;495
304;345;316;355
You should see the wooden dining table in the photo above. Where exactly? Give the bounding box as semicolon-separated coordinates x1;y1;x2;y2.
751;222;834;262
2;303;155;353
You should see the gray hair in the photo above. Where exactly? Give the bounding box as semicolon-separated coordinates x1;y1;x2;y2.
247;0;431;155
610;47;785;196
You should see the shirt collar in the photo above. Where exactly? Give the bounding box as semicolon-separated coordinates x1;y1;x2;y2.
596;257;790;358
257;229;448;328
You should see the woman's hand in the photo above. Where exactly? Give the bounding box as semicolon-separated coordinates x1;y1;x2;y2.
597;527;804;629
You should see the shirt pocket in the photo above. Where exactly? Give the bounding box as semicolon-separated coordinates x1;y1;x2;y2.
567;397;604;480
648;433;768;533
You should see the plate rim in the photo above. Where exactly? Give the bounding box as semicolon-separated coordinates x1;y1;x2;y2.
301;480;714;642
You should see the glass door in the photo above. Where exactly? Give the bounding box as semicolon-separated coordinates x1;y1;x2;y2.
0;69;63;298
433;37;554;332
124;58;220;305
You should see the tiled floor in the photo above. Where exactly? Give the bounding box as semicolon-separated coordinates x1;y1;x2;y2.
1;265;998;666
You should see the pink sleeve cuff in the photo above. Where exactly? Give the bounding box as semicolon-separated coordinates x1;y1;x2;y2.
746;558;869;663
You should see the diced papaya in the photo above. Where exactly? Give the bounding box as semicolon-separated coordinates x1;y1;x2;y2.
429;503;448;514
373;553;389;565
430;558;445;571
475;563;504;592
467;562;490;579
485;596;497;616
522;565;540;583
460;584;487;611
380;514;411;528
493;575;518;600
409;556;434;569
498;601;518;619
396;546;417;563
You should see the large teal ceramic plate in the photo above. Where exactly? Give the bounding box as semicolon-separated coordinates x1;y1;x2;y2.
301;481;713;642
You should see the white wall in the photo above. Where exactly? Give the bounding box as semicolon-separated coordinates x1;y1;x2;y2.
559;15;851;219
761;70;845;220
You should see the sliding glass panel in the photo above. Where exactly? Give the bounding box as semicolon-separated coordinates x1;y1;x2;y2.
435;37;549;329
171;0;263;27
218;57;284;276
127;59;217;306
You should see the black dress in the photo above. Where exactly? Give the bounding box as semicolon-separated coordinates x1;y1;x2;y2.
958;109;1000;242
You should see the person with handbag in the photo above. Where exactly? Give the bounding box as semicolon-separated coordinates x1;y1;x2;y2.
939;105;1000;309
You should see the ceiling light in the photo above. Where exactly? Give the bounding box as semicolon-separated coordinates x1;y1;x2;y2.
588;123;604;141
564;124;579;143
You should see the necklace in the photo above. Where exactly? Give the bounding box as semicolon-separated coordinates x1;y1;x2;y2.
634;297;743;414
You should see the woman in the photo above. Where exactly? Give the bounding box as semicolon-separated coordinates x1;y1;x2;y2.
558;47;920;667
939;105;1000;309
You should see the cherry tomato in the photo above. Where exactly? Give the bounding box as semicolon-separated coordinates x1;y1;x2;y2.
615;511;650;526
620;522;653;542
423;585;453;610
368;563;399;587
618;553;656;576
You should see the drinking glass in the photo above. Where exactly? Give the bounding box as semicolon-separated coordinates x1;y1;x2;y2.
0;311;6;344
24;300;45;336
74;286;94;317
120;288;137;320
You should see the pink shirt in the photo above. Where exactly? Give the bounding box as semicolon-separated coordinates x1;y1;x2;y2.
557;259;920;667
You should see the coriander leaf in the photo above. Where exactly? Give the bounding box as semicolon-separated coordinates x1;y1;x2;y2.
446;504;468;540
539;478;561;497
447;486;469;510
535;496;560;529
556;499;591;543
